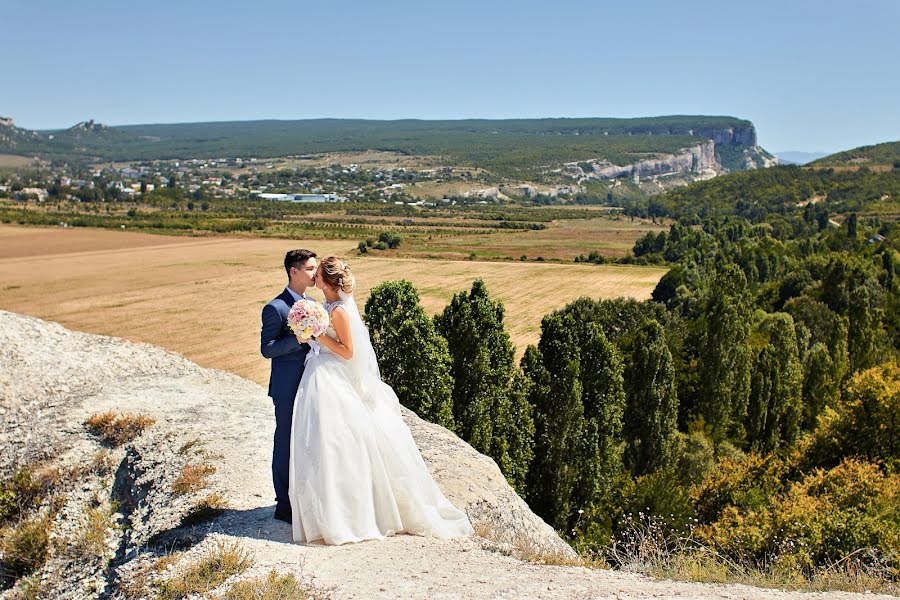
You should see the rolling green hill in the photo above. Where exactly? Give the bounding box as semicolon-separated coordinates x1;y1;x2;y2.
811;140;900;167
1;115;768;178
645;159;899;223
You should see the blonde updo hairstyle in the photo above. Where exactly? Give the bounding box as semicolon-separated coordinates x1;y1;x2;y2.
318;256;355;294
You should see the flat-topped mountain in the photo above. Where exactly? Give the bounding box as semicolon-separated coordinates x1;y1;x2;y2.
0;115;773;179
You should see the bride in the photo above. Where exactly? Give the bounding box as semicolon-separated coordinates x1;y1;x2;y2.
288;256;474;545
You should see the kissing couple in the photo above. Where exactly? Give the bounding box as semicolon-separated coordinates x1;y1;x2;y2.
260;249;473;545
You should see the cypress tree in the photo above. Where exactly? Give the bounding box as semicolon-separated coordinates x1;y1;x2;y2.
623;319;679;476
364;280;454;429
847;212;858;240
767;313;803;444
747;346;777;450
434;279;534;492
882;250;897;292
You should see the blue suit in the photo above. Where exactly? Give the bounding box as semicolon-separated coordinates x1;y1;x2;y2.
260;288;310;513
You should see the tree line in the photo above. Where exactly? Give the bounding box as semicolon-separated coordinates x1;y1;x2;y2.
363;162;899;577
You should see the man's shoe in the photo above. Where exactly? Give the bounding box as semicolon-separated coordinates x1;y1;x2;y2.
274;507;292;524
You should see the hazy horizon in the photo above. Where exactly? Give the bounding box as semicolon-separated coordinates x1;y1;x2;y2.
4;0;898;155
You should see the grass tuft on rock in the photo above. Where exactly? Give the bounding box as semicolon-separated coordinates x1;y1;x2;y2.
224;569;332;600
85;411;156;447
156;540;253;599
172;463;217;496
72;505;117;560
0;514;52;583
0;466;58;524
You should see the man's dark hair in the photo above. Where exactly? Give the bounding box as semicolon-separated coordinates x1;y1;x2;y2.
284;249;317;276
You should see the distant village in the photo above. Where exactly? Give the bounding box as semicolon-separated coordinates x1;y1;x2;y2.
0;146;603;212
0;155;511;207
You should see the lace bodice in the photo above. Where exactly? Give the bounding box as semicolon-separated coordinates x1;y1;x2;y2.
322;300;345;343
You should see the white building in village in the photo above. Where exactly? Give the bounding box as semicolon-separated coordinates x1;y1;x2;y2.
255;193;345;203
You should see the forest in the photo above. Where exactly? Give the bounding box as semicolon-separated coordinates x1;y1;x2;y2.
363;161;900;587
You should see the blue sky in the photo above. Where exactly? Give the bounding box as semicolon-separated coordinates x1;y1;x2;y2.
3;0;898;153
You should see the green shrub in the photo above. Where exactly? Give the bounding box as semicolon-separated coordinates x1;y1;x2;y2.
804;361;899;469
696;459;900;571
692;453;792;525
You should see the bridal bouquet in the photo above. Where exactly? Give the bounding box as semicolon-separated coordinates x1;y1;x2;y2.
288;298;330;339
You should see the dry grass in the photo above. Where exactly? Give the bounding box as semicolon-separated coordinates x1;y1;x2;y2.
402;214;667;261
85;412;156;447
92;449;117;476
0;225;664;379
608;515;900;595
155;540;253;600
177;438;202;456
473;521;594;568
0;514;51;583
9;573;44;599
172;463;217;496
71;505;116;560
645;548;900;595
0;466;58;524
224;569;335;600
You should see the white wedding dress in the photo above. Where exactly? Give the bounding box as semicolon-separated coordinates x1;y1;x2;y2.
288;292;473;545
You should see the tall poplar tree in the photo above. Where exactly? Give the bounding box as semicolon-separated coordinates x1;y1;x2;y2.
848;286;880;373
623;319;679;476
746;313;803;452
364;280;454;429
435;279;534;492
698;265;753;442
522;314;584;530
576;324;626;510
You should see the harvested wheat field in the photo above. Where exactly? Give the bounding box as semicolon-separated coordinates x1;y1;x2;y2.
0;224;666;386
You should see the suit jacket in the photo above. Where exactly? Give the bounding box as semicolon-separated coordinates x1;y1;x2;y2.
260;288;311;400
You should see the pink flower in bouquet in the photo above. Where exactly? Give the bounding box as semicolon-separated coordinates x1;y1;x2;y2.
288;298;330;339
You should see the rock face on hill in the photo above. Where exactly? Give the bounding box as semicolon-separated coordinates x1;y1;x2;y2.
564;125;776;194
0;117;44;152
1;311;889;599
573;140;720;181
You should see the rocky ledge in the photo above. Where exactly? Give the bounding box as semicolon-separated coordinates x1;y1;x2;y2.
0;311;890;599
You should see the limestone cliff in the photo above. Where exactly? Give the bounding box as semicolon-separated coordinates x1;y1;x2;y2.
564;122;777;193
571;140;720;181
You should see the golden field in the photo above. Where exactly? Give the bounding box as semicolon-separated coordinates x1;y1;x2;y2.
0;225;666;386
0;154;37;169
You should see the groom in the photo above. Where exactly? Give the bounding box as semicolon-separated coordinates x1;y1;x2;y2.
260;248;317;523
